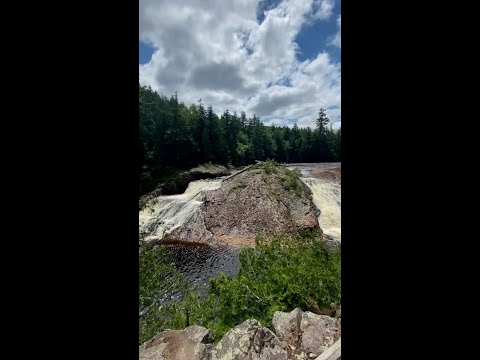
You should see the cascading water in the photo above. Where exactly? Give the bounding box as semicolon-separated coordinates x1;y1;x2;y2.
139;179;222;241
302;178;341;241
288;163;341;242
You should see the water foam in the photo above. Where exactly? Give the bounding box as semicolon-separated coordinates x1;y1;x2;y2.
302;177;341;242
139;179;222;240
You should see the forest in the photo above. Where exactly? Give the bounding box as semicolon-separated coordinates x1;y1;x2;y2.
139;84;341;195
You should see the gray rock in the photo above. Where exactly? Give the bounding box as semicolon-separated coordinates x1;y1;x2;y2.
272;308;341;359
300;312;339;356
209;319;288;360
272;308;302;350
139;325;213;360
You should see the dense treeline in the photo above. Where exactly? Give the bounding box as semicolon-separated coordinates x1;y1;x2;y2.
139;84;341;194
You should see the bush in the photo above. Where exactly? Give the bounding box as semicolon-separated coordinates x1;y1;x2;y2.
139;231;341;344
260;159;279;174
282;168;302;196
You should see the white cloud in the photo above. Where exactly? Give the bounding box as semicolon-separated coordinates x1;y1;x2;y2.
328;15;341;48
139;0;341;129
311;0;335;20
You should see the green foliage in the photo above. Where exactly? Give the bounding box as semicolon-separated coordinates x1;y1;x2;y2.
139;244;185;309
139;244;189;342
259;159;279;174
282;168;302;196
139;232;341;344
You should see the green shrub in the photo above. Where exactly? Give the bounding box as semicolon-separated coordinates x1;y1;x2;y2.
260;159;279;174
281;168;302;196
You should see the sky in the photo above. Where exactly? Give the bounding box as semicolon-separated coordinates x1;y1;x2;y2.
139;0;341;130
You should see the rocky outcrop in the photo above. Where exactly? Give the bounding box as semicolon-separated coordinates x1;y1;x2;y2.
272;309;341;359
166;165;320;246
204;166;319;243
140;164;322;246
152;166;319;246
139;325;213;360
139;311;341;360
209;319;288;360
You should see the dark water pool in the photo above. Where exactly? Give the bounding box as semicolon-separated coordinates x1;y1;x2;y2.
147;243;241;309
165;243;241;290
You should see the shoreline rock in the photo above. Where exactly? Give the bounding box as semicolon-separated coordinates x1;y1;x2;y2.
139;309;341;360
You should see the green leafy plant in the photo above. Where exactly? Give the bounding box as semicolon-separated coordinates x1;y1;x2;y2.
259;159;279;174
281;168;302;196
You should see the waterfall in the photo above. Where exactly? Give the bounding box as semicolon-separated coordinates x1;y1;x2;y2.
286;163;341;242
302;177;341;242
139;179;222;241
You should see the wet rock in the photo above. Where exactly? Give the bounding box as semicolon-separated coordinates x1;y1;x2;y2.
272;308;341;359
139;325;213;360
209;319;288;360
163;205;214;244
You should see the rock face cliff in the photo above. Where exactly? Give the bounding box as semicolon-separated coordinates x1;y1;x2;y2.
160;164;320;246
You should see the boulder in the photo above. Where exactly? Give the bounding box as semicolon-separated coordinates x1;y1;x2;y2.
209;319;288;360
272;308;341;359
139;325;213;360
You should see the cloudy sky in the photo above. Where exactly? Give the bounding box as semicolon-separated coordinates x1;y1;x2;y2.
139;0;341;130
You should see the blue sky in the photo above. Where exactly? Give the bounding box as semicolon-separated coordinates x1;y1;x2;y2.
139;41;155;65
139;0;341;129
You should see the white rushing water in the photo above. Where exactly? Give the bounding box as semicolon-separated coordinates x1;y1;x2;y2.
302;177;341;241
139;179;222;241
287;163;341;242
